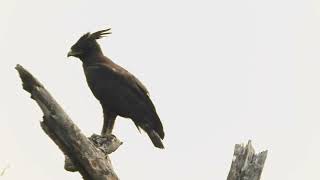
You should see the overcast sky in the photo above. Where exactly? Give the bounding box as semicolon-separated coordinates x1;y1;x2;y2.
1;0;320;179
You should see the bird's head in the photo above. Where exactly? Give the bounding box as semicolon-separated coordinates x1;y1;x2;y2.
67;28;111;59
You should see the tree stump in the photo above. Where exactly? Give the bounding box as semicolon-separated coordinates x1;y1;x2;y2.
227;140;268;180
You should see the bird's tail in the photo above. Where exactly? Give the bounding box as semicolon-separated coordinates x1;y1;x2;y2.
147;129;164;149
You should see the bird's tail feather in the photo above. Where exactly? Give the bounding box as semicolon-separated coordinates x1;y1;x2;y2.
147;130;164;149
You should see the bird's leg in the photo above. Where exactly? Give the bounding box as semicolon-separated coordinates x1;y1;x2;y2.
101;108;117;136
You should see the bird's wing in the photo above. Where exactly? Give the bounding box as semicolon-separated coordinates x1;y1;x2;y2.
112;63;149;96
132;75;149;96
84;63;164;138
101;62;151;99
85;63;148;97
85;63;155;111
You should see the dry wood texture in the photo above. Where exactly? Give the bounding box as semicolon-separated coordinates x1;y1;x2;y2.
16;64;120;180
227;140;267;180
16;64;268;180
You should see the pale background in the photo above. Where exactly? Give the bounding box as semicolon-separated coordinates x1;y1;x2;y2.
1;0;320;179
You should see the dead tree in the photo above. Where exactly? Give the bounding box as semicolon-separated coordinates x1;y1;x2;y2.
16;64;121;180
227;140;268;180
16;64;267;180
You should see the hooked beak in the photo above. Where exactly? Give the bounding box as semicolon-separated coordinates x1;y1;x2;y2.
67;50;81;57
67;50;74;57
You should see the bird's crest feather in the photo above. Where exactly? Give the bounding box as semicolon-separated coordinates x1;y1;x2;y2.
89;28;112;40
76;28;112;45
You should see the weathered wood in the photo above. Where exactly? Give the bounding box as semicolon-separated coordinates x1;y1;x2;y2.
15;64;269;180
227;140;267;180
16;64;120;180
64;134;123;172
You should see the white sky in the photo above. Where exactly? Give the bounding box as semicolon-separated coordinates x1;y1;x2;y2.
1;0;320;179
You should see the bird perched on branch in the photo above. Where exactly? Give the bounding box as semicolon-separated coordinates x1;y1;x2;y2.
67;28;165;148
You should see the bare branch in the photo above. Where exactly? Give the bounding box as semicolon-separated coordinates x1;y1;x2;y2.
16;64;120;180
15;64;268;180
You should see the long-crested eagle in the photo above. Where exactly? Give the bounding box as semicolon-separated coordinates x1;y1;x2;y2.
67;28;165;148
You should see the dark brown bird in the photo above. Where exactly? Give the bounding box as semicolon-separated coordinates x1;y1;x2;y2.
67;28;164;148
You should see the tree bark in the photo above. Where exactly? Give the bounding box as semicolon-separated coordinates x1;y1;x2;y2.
15;64;120;180
16;64;268;180
227;140;267;180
